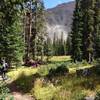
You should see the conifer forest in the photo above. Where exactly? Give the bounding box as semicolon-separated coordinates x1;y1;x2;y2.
0;0;100;100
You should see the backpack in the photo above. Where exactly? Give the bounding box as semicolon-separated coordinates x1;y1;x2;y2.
2;63;8;72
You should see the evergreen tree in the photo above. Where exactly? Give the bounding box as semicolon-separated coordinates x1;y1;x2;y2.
23;0;38;62
44;37;53;62
58;32;65;55
64;40;67;55
66;34;72;55
81;0;95;63
53;32;66;56
24;0;46;62
0;0;24;65
23;0;36;63
94;0;100;58
71;0;83;62
34;0;47;61
70;0;100;63
56;37;59;56
53;33;57;55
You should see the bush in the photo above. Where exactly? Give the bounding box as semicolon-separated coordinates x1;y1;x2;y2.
56;64;69;75
89;66;100;76
0;82;13;99
95;91;100;100
38;62;68;76
38;66;50;76
92;59;100;75
94;67;100;75
47;64;69;78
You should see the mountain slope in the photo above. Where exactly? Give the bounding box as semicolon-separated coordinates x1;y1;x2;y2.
46;1;75;39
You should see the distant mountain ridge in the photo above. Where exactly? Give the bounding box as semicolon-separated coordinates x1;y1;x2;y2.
45;1;75;39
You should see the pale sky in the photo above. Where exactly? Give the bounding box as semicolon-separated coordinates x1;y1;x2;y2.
44;0;75;9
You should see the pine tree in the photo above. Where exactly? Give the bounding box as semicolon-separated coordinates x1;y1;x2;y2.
53;33;57;55
66;34;72;55
59;32;65;55
71;0;100;63
23;0;36;63
94;0;100;58
71;0;83;62
36;0;47;61
56;37;59;56
0;0;24;65
44;37;53;62
24;0;46;62
64;40;67;55
81;0;95;63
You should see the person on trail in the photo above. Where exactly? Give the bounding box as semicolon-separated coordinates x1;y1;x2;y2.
1;59;8;80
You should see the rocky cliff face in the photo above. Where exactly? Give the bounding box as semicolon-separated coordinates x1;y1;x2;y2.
45;1;75;39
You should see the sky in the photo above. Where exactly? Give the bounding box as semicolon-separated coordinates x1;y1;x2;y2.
44;0;74;9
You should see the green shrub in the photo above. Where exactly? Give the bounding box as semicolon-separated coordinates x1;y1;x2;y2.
38;66;50;76
89;66;100;76
38;62;68;76
94;67;100;75
95;91;100;100
56;64;69;75
0;82;13;100
47;64;69;78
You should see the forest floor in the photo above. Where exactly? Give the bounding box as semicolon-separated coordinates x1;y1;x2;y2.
5;56;100;100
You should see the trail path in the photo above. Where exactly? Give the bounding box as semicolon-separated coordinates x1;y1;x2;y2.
9;80;36;100
12;92;35;100
0;76;35;100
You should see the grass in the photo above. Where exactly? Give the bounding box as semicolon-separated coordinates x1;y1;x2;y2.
6;56;100;100
7;67;38;81
7;67;38;93
50;56;71;62
31;78;60;100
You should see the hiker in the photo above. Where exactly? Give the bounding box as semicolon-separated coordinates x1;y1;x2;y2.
1;59;8;80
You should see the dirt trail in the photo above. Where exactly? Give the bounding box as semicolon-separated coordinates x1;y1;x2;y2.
0;76;35;100
12;92;35;100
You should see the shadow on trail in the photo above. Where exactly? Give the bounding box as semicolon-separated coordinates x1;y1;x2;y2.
8;72;41;94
